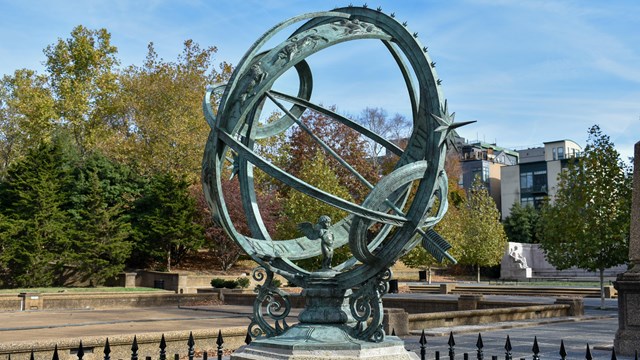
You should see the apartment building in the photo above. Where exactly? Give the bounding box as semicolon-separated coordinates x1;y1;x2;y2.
500;140;582;220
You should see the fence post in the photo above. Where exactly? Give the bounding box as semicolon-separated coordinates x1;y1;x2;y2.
77;341;84;360
104;338;111;360
611;348;618;360
217;330;224;360
448;332;456;360
585;344;593;360
130;336;139;360
420;330;427;360
159;334;167;360
52;344;59;360
532;336;540;360
559;340;567;360
476;333;484;360
187;332;195;360
504;336;512;360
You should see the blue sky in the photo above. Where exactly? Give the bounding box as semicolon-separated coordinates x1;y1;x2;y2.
1;0;638;161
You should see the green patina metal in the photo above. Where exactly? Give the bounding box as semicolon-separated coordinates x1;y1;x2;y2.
202;5;469;347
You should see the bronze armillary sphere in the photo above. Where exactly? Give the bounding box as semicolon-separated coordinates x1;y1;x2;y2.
202;5;467;346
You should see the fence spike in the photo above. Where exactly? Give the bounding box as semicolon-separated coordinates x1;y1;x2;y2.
585;343;593;360
77;341;85;360
559;340;567;360
30;349;34;360
203;351;208;360
245;331;252;345
104;338;111;360
504;336;512;360
187;332;195;360
217;329;224;347
420;330;427;360
611;348;617;360
448;332;455;360
532;336;540;360
392;328;396;336
217;329;224;360
131;336;139;360
52;344;59;360
159;334;167;360
476;333;484;360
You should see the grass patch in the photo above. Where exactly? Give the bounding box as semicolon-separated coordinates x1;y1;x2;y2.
0;287;167;294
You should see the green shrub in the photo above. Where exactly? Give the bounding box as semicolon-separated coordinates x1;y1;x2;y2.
236;277;251;289
210;278;226;288
223;280;238;289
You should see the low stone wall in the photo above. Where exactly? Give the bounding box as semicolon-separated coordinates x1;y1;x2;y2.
0;326;247;360
0;292;218;311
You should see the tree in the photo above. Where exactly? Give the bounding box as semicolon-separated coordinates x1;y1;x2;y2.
286;108;378;202
0;139;75;287
538;125;632;307
277;150;354;270
503;203;540;244
69;170;133;286
0;69;56;176
191;178;281;271
131;173;204;271
401;150;466;282
109;41;232;182
357;107;410;170
455;177;508;282
44;26;120;155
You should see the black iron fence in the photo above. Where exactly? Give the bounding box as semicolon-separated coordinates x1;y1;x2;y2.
7;330;634;360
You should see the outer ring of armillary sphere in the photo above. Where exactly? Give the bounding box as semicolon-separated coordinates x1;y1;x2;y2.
202;6;450;289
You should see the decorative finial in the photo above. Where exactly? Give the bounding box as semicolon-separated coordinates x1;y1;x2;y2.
423;46;428;52
390;12;395;18
437;79;442;85
376;6;382;12
431;62;436;68
402;21;408;26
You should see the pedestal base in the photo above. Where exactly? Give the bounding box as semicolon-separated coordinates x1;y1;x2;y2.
232;325;419;360
614;273;640;355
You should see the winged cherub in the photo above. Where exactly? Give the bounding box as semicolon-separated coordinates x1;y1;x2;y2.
298;215;334;270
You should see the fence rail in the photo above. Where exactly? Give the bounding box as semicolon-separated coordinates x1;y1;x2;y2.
7;330;634;360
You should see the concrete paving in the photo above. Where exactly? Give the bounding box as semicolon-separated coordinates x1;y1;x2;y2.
0;295;624;359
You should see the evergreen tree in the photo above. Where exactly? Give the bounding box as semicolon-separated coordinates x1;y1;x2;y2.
503;203;540;243
538;125;632;307
0;140;75;287
131;173;204;271
69;169;133;286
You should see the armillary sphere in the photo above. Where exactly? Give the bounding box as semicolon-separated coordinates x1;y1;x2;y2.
202;5;470;344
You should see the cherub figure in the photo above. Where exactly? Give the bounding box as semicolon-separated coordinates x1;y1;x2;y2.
298;215;334;270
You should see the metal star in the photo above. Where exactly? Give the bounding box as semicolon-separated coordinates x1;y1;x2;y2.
432;100;476;151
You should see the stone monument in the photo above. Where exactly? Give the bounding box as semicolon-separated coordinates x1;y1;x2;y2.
202;6;469;360
614;140;640;355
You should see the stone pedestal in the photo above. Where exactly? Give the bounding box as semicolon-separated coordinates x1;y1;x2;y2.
615;274;640;355
614;141;640;355
458;294;483;311
383;308;409;336
231;325;419;360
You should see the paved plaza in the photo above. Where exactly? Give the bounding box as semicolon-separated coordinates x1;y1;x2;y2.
0;295;624;359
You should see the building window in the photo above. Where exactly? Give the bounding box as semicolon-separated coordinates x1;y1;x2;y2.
552;147;557;160
520;172;533;192
557;147;564;160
